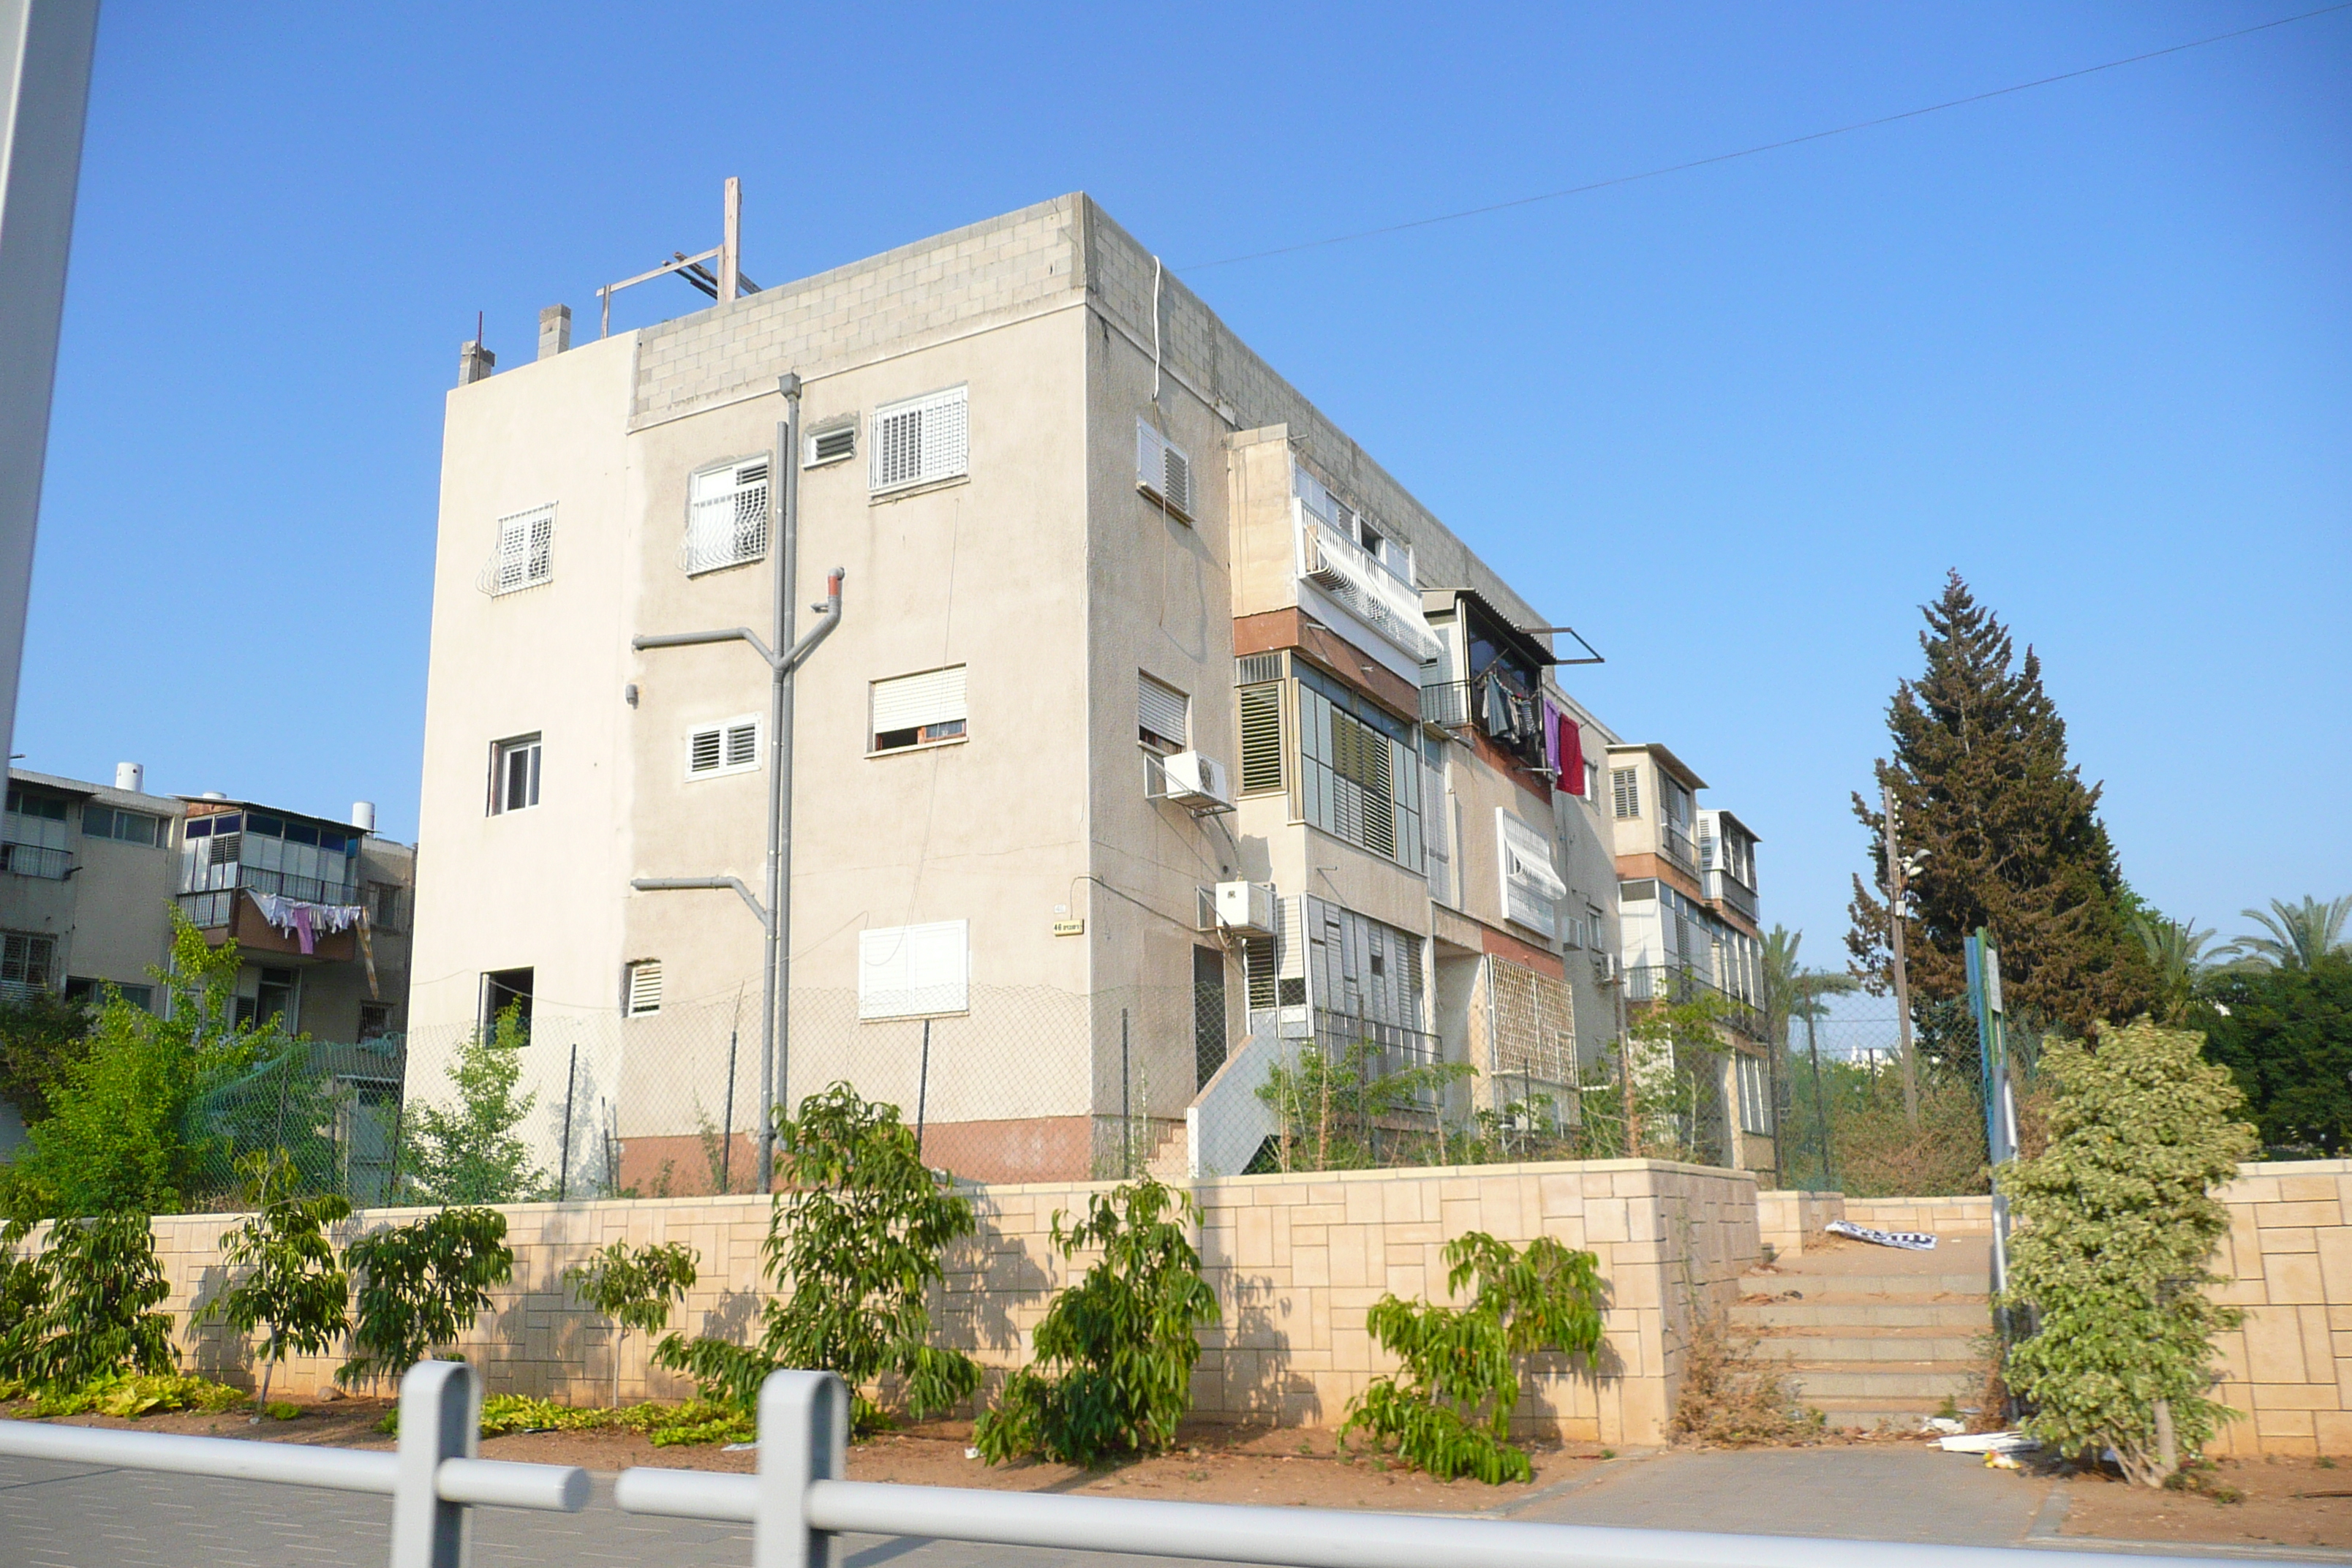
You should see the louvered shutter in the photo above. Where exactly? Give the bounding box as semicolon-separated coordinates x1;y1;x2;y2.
871;666;968;739
725;722;758;768
1612;766;1640;819
685;459;770;574
1238;684;1283;794
687;727;723;775
1138;672;1188;751
858;919;970;1018
626;960;663;1016
1137;418;1194;519
871;388;968;491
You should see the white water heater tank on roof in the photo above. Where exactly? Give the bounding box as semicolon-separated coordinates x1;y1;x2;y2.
1214;881;1276;936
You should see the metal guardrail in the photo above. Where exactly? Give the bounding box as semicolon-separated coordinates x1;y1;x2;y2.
0;1363;2249;1568
0;840;72;879
0;1360;586;1567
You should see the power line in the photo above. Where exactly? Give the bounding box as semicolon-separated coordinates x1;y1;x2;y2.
1181;4;2351;273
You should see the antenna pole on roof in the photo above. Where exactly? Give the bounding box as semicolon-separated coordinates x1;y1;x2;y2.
720;178;741;303
474;311;483;347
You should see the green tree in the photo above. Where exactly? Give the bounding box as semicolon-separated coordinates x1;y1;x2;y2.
0;1213;176;1388
655;1083;979;1426
1255;1041;1471;1172
338;1207;514;1388
2199;954;2352;1155
2130;912;2223;1026
0;917;269;1221
1761;927;1857;1188
0;990;92;1126
1339;1233;1605;1483
399;1007;547;1205
1999;1021;2257;1485
563;1240;698;1407
973;1177;1219;1466
1847;573;2155;1039
2224;897;2351;973
199;1150;352;1412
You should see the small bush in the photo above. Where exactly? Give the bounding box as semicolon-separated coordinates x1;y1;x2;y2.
563;1240;696;1407
339;1207;513;1388
1670;1300;1823;1447
263;1400;301;1421
4;1372;246;1419
393;1392;755;1447
0;1213;175;1389
973;1177;1218;1466
200;1150;352;1411
1339;1233;1605;1484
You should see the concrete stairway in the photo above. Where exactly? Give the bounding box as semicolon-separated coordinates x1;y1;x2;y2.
1733;1234;1994;1431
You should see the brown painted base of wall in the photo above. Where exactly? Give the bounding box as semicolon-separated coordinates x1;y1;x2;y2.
615;1117;1099;1194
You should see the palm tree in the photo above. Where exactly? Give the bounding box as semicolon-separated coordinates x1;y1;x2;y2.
2129;911;2221;1023
2224;897;2352;972
1761;926;1858;1188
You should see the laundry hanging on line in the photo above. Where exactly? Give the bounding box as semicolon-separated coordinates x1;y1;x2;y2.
248;890;366;957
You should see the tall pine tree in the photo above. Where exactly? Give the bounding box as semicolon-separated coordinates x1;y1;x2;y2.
1847;573;2154;1039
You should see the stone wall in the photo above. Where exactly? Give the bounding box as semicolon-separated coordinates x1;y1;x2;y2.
1842;1196;1996;1237
2208;1160;2352;1457
144;1158;1756;1447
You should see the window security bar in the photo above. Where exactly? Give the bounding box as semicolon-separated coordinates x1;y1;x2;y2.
613;1368;2221;1568
0;1360;586;1568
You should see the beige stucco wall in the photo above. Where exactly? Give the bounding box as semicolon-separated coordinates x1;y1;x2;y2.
149;1157;1757;1447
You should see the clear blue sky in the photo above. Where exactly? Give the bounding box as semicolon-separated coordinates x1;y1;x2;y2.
23;1;2349;969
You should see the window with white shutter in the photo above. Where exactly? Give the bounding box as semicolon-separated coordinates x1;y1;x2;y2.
1496;810;1566;939
870;387;969;494
1137;672;1188;753
857;919;969;1018
480;503;554;596
683;458;770;575
686;715;761;779
1136;419;1194;521
870;665;968;753
1611;766;1640;819
625;960;663;1017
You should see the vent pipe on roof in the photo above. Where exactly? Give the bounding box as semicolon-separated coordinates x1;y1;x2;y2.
115;761;143;793
351;801;377;833
538;304;571;360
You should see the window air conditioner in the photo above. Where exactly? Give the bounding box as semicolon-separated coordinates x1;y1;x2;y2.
1161;750;1231;809
1214;880;1277;936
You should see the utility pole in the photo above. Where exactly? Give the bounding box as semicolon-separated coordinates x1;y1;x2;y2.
1883;780;1921;1129
632;374;843;1190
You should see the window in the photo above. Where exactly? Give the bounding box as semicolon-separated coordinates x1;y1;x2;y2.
1497;810;1567;939
4;788;71;879
1296;666;1421;869
1136;419;1194;520
625;959;663;1016
1137;672;1188;754
238;966;297;1030
870;386;968;494
687;715;761;778
1;932;55;999
82;803;161;845
1194;946;1227;1090
1736;1052;1774;1136
870;666;967;753
804;418;856;467
857;920;968;1019
1611;766;1640;819
368;881;405;932
684;457;770;575
1237;683;1284;794
482;502;554;596
490;735;542;814
480;967;533;1034
358;1002;394;1040
1586;759;1602;804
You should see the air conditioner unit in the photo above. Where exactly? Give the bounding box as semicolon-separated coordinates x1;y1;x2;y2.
1593;951;1620;982
1214;880;1276;936
1161;750;1231;809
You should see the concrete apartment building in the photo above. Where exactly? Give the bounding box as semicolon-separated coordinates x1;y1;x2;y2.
410;193;1765;1186
0;764;415;1156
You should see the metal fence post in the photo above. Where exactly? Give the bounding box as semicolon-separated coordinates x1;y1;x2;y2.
391;1360;477;1568
755;1369;848;1568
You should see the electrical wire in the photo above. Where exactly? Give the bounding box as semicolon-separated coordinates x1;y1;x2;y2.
1180;3;2351;273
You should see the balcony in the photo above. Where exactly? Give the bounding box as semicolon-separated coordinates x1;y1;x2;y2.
0;841;73;880
1657;819;1697;878
1296;512;1442;664
178;864;361;933
1623;961;1765;1041
1704;867;1759;924
1418;674;1548;769
1311;1009;1446;1110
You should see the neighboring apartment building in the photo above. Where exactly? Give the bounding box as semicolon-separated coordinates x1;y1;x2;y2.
1605;744;1772;1174
409;193;1755;1187
0;764;415;1156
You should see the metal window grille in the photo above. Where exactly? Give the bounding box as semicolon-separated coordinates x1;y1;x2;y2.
0;931;56;998
1235;650;1285;685
870;387;968;493
682;459;770;576
481;503;555;595
1488;955;1578;1121
1136;418;1194;519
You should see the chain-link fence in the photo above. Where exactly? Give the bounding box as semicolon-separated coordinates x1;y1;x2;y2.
181;1036;407;1210
1773;1014;1999;1196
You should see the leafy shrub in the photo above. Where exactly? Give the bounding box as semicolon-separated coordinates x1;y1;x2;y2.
655;1082;978;1426
0;1213;175;1388
339;1207;513;1388
1;1372;246;1418
200;1150;351;1410
1339;1233;1605;1483
0;989;93;1126
563;1240;697;1406
411;1392;753;1447
2000;1021;2258;1485
974;1177;1218;1465
1254;1041;1473;1172
263;1399;301;1420
398;1006;549;1204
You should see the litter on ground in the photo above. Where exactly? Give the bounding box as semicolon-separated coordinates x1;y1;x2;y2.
1825;1219;1937;1251
1938;1431;2040;1455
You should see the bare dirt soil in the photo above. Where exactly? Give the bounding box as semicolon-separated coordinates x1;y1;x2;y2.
34;1400;1602;1513
2057;1454;2352;1552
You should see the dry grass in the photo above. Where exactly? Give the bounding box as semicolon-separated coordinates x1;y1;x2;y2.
1669;1297;1825;1448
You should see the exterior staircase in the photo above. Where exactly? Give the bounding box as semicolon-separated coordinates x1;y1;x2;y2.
1733;1233;1994;1431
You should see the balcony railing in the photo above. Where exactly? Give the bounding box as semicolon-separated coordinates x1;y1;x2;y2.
0;841;72;880
1704;868;1759;923
1622;961;1765;1041
1658;820;1697;877
1296;513;1442;664
1418;678;1472;730
178;866;363;932
1311;1008;1446;1109
1417;675;1548;769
